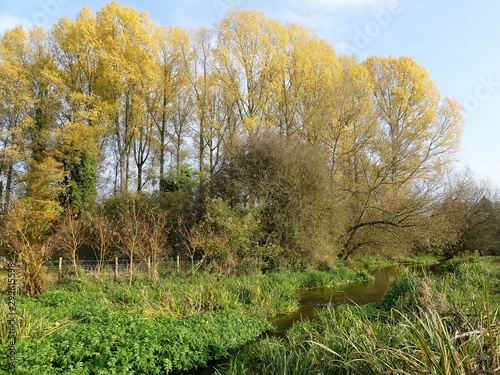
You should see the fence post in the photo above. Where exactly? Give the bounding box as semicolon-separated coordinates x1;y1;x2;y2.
147;257;151;276
176;255;180;273
58;257;62;279
114;257;118;281
8;261;16;370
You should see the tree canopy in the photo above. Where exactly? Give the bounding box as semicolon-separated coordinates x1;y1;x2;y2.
3;3;492;291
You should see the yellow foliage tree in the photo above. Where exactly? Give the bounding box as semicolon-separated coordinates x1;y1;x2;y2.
0;26;33;212
95;1;156;193
214;9;287;136
336;56;463;259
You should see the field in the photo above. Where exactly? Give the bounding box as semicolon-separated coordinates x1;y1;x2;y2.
2;257;499;374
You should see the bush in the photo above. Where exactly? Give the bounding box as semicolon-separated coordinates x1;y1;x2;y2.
214;132;340;269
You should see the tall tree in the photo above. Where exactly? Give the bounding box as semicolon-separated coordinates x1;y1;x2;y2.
181;27;233;187
0;27;32;212
95;1;156;194
214;9;286;135
22;26;66;215
336;56;463;259
148;26;190;184
51;7;103;210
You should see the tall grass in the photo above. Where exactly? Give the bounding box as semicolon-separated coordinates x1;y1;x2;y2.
0;301;69;346
220;259;500;374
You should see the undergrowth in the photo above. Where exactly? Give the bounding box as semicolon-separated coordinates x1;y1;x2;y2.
0;267;371;374
219;258;500;374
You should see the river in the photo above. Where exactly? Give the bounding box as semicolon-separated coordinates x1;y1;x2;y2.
193;263;441;374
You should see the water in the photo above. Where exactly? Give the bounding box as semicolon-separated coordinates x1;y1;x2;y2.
271;263;441;335
192;263;441;374
269;266;400;334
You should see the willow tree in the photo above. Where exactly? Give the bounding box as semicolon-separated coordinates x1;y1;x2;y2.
336;56;463;259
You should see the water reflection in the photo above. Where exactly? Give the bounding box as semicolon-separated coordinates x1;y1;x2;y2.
270;264;441;334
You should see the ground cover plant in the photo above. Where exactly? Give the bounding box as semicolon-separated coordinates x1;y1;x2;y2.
219;257;500;374
0;267;371;374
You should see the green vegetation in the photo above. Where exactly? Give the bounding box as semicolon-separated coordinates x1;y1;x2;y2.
219;258;500;374
0;267;371;374
3;2;499;298
0;1;499;373
349;254;445;270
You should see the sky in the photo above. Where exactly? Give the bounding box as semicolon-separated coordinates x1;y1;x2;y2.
1;0;500;186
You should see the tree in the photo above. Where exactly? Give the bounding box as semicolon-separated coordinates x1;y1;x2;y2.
88;204;116;274
112;195;168;283
216;132;339;267
180;198;259;274
95;1;156;193
0;27;32;213
51;7;103;210
463;196;500;255
148;26;190;183
429;170;500;256
0;25;68;295
335;56;463;260
277;24;341;142
140;207;168;278
114;196;146;285
213;9;286;135
180;27;232;189
53;204;87;276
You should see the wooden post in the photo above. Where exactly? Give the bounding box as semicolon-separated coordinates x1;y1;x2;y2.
114;257;118;281
176;255;180;273
129;257;133;286
147;257;151;276
58;257;62;279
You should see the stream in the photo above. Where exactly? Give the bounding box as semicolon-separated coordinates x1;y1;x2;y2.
193;263;441;374
270;263;440;335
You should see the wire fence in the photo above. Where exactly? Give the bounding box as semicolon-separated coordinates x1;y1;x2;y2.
43;256;200;277
0;257;204;283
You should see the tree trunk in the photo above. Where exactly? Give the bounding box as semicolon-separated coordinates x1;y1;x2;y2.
4;163;13;212
129;253;134;286
137;164;142;192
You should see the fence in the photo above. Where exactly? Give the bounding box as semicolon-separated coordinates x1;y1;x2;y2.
43;256;201;278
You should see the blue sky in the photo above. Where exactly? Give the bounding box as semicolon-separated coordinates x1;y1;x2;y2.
1;0;500;186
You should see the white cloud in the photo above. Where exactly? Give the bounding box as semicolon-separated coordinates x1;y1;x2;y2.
0;14;32;34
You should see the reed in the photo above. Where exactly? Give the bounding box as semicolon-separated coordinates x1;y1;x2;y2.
220;259;500;374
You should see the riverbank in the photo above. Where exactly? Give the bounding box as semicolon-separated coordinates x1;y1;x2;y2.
348;253;446;270
219;257;500;374
0;267;372;374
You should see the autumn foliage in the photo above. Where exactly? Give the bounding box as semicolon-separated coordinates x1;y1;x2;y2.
1;2;493;294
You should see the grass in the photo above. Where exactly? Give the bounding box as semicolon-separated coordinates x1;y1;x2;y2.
0;266;371;374
349;253;444;270
219;257;500;374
